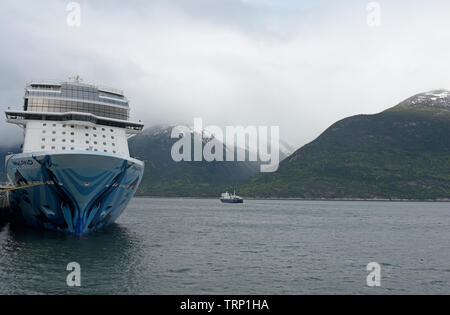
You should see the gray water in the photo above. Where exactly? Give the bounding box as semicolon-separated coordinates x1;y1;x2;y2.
0;198;449;295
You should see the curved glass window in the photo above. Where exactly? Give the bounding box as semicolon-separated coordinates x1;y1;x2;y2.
25;83;128;107
26;97;129;120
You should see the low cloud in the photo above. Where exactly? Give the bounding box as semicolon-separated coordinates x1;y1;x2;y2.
0;0;449;148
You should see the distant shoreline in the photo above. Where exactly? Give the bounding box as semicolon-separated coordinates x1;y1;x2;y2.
135;196;450;202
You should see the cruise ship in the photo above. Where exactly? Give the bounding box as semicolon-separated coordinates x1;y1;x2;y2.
4;78;144;235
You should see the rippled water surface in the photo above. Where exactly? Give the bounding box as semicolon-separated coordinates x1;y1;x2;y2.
0;198;449;294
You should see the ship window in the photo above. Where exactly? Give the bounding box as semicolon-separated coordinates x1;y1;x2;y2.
62;147;66;150
111;136;115;139
62;132;66;135
42;130;46;134
63;124;66;128
94;134;97;137
94;141;97;145
42;138;45;141
104;150;108;152
52;131;56;134
103;135;106;138
51;146;55;150
102;128;105;131
71;140;74;143
110;129;114;132
94;149;98;152
41;145;45;149
85;126;89;130
93;127;97;130
71;132;74;135
112;143;115;147
71;147;75;150
103;142;106;145
86;141;89;144
113;151;116;154
53;124;56;127
71;125;74;128
43;123;47;127
85;133;89;136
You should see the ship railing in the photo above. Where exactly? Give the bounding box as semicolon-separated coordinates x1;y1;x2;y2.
26;79;124;96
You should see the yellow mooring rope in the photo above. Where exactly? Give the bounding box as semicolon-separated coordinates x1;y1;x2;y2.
0;183;44;193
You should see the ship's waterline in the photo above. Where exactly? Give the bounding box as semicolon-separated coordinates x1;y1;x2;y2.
4;79;145;235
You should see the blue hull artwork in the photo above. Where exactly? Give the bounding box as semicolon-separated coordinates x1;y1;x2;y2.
6;151;144;236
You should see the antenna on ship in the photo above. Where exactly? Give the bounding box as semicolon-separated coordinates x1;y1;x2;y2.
69;75;83;83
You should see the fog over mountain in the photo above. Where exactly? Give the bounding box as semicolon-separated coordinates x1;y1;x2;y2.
1;0;450;148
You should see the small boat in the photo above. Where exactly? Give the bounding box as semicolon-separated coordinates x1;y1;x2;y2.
220;191;244;204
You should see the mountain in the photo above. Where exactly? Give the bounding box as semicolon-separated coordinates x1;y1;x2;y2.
278;139;296;161
240;90;450;200
244;137;295;163
129;125;261;197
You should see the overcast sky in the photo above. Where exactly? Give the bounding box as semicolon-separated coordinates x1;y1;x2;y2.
1;0;450;148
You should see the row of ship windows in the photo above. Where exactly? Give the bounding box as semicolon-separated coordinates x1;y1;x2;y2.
26;91;126;105
98;91;124;100
41;138;116;146
29;85;105;94
61;85;99;92
59;84;123;97
40;145;117;154
27;105;128;121
29;85;60;91
25;92;128;106
26;100;129;120
28;98;127;112
25;98;128;109
42;123;115;132
42;130;116;139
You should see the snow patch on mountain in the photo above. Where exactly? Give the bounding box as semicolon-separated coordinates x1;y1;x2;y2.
397;89;450;109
